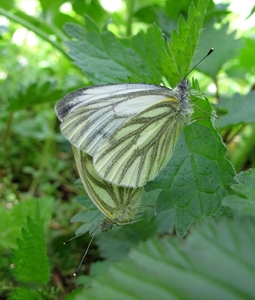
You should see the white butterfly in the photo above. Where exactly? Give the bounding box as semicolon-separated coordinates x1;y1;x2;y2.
55;80;192;187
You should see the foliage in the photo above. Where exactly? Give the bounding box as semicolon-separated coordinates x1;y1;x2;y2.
0;0;255;299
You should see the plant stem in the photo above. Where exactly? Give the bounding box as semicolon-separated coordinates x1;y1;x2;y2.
29;113;56;195
230;124;255;172
126;0;135;36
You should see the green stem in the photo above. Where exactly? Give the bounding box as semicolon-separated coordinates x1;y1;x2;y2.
29;114;56;195
3;113;13;170
126;0;135;36
0;7;69;58
230;123;255;172
3;113;21;200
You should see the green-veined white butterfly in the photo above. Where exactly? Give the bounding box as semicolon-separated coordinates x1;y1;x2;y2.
55;80;192;188
68;146;143;275
72;145;143;225
56;47;214;275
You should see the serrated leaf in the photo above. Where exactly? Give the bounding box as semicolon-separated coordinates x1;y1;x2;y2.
7;286;42;300
0;197;54;249
11;215;50;285
217;92;255;128
64;0;209;87
161;0;210;86
64;20;165;85
96;218;157;261
71;195;105;236
76;219;255;300
222;168;255;216
145;100;235;236
195;20;241;78
7;81;64;112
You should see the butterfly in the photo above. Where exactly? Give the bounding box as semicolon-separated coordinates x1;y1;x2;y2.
55;79;193;188
72;145;143;225
56;48;214;275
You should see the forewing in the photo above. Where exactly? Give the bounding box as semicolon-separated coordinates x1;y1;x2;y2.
56;84;172;156
94;96;188;187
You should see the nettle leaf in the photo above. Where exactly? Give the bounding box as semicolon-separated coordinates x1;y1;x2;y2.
222;168;255;216
11;213;50;285
8;286;42;300
195;20;241;79
162;0;210;86
217;92;255;128
7;81;64;112
0;197;54;249
96;218;157;261
76;219;255;300
64;17;165;85
145;96;235;237
63;0;209;87
71;195;105;236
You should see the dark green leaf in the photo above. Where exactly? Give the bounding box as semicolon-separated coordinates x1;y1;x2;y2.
161;0;210;86
7;81;64;112
222;168;255;216
71;195;105;236
64;20;165;85
217;92;255;128
96;218;157;261
195;20;241;79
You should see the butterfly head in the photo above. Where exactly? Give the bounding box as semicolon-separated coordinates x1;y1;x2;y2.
179;78;190;92
173;78;190;98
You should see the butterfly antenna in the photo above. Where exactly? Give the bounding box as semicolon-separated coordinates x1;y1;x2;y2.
162;33;181;81
63;233;85;245
73;235;95;276
184;48;214;79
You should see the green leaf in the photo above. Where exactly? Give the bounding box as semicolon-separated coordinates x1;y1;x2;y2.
64;0;209;87
222;168;255;216
238;37;255;72
7;81;64;112
96;218;157;261
8;286;42;300
0;197;55;249
161;0;210;87
195;20;241;79
64;19;165;85
71;195;105;236
217;92;255;128
76;219;255;300
72;0;107;24
145;97;235;236
11;208;50;285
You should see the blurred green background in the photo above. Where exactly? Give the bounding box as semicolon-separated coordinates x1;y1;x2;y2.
1;0;255;299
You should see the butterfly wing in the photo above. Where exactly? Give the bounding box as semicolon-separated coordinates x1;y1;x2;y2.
93;93;191;187
55;84;172;156
72;146;142;223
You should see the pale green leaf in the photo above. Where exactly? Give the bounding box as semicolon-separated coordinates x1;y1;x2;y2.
76;220;255;300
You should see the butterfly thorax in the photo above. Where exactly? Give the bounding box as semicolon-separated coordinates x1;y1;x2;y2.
173;79;193;120
108;202;139;224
